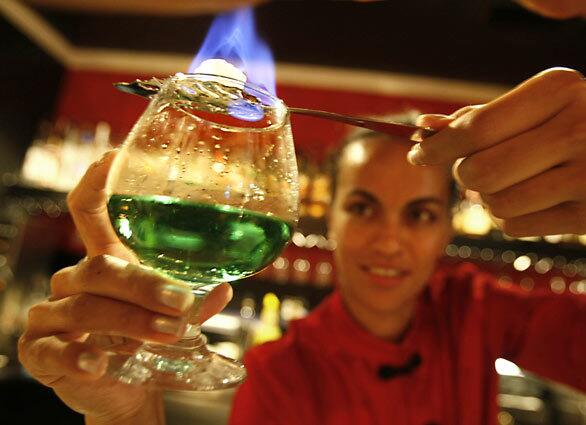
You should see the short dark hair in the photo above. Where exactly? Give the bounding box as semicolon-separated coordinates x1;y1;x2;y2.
325;111;460;211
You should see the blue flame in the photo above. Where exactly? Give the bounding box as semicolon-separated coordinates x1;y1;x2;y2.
227;99;265;122
189;7;275;95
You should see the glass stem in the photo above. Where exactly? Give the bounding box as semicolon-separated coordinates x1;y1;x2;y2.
180;286;215;341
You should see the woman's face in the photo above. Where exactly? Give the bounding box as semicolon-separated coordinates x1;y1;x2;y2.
328;137;453;316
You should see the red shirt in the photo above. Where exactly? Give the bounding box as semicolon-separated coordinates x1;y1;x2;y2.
229;263;586;425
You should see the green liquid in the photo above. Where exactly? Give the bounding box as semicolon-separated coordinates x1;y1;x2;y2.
107;194;292;286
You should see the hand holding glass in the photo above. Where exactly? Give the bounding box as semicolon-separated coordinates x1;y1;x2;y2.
105;73;298;390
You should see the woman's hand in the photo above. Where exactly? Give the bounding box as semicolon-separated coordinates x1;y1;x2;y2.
18;151;232;424
411;67;586;237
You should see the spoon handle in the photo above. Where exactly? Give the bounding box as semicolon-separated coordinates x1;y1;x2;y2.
288;107;436;139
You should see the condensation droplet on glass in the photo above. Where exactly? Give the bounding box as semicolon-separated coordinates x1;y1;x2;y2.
214;144;221;149
161;143;168;149
176;148;181;154
251;187;265;201
198;141;205;146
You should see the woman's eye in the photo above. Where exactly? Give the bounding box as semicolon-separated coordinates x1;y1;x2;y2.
346;202;374;218
409;209;437;223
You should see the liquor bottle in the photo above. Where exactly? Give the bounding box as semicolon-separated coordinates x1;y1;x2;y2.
21;121;59;188
308;170;331;219
252;293;282;346
280;296;308;324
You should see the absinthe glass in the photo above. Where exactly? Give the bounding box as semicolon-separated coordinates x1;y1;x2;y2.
105;73;298;390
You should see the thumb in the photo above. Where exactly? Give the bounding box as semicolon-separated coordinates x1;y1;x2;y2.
416;104;484;130
416;114;454;130
67;150;137;263
198;283;233;324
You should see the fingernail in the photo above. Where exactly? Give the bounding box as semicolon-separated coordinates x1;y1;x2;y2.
407;143;426;165
96;148;118;166
78;352;107;375
415;114;430;127
157;284;195;311
416;114;448;127
152;316;184;336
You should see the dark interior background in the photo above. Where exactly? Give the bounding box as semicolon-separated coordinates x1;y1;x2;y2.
1;0;585;176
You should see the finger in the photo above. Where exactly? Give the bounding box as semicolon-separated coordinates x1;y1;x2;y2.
416;114;452;130
453;112;578;194
18;334;108;385
27;295;188;343
50;255;195;316
86;333;142;355
450;104;485;119
67;150;136;262
416;105;483;129
199;283;233;324
55;332;142;355
481;165;585;219
410;68;584;165
500;201;586;237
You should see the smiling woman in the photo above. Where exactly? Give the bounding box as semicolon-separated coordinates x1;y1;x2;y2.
327;132;453;340
229;118;586;425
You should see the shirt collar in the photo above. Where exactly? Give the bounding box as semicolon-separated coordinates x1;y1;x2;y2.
294;289;432;365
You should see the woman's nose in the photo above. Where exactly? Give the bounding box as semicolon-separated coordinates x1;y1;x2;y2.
370;219;407;256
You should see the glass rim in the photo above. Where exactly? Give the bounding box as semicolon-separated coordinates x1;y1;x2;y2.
161;72;289;133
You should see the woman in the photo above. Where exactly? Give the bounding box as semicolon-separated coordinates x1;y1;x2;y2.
228;125;586;425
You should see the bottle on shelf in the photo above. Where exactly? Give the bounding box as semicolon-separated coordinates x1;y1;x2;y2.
280;296;308;324
20;121;60;189
307;170;331;219
20;120;113;193
251;292;282;346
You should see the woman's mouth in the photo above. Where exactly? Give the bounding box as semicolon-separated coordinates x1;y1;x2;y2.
362;265;410;287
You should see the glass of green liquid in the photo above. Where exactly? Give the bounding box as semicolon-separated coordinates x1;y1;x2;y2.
105;73;298;390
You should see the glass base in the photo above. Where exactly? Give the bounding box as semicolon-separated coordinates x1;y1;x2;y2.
107;328;246;391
